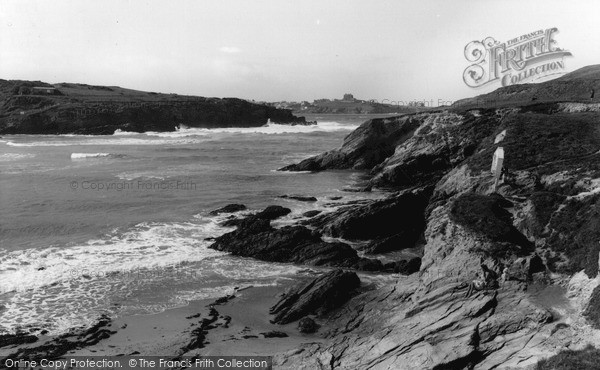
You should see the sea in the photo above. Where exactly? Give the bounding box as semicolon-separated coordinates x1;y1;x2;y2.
0;114;393;335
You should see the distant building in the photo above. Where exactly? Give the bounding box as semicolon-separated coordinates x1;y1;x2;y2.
343;93;355;102
32;87;58;95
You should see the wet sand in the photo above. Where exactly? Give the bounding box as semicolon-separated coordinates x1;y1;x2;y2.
68;278;324;358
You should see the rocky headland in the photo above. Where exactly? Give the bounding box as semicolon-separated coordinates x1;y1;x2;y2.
268;65;600;369
0;80;307;134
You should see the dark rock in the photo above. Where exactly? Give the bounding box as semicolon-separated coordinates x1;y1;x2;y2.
270;269;361;325
209;204;246;215
546;194;600;277
506;255;546;282
260;331;289;338
518;192;566;238
449;192;533;256
279;115;420;171
328;196;343;200
221;205;291;227
211;219;365;268
383;257;422;274
180;307;221;352
302;210;322;217
3;315;115;360
255;205;292;220
298;318;318;334
369;111;503;189
363;233;414;254
279;195;318;202
0;333;38;348
354;258;384;272
584;285;600;329
309;188;431;242
211;294;236;306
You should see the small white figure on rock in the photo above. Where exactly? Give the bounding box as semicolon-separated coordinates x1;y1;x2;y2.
492;147;504;191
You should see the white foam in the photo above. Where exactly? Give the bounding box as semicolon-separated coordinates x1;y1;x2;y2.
0;220;226;295
182;122;357;135
125;122;357;137
112;129;141;136
70;152;111;159
0;218;229;333
0;211;304;334
0;153;35;161
2;121;355;148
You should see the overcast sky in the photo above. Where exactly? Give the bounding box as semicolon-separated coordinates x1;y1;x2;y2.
1;0;599;103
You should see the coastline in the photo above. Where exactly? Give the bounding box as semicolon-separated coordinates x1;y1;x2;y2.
1;275;325;360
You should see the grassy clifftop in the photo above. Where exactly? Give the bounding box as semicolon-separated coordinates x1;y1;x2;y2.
0;80;306;134
452;65;600;109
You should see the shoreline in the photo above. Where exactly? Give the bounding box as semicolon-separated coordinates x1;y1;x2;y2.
1;275;326;359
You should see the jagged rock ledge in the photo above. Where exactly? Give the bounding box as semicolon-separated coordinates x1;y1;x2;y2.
208;204;421;274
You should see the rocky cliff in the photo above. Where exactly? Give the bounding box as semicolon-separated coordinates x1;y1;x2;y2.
0;80;306;134
272;65;600;369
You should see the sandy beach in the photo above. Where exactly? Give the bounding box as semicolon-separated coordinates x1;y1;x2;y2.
1;275;326;363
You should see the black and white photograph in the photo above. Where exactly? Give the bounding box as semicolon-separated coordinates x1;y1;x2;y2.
1;1;600;369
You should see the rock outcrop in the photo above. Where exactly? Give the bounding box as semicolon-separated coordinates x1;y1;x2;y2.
297;317;318;334
208;203;247;215
0;80;307;134
270;269;361;325
210;219;360;268
1;315;116;361
210;205;418;273
279;195;318;202
220;205;291;227
279;115;420;171
275;205;554;370
307;188;431;250
271;66;600;368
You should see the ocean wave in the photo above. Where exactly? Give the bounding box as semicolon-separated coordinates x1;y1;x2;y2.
5;137;207;147
0;221;223;295
2;122;355;148
0;153;35;161
179;122;357;135
112;129;141;136
70;152;112;159
115;122;357;137
0;219;227;334
0;211;302;334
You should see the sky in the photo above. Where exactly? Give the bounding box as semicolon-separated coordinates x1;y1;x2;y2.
1;0;600;104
